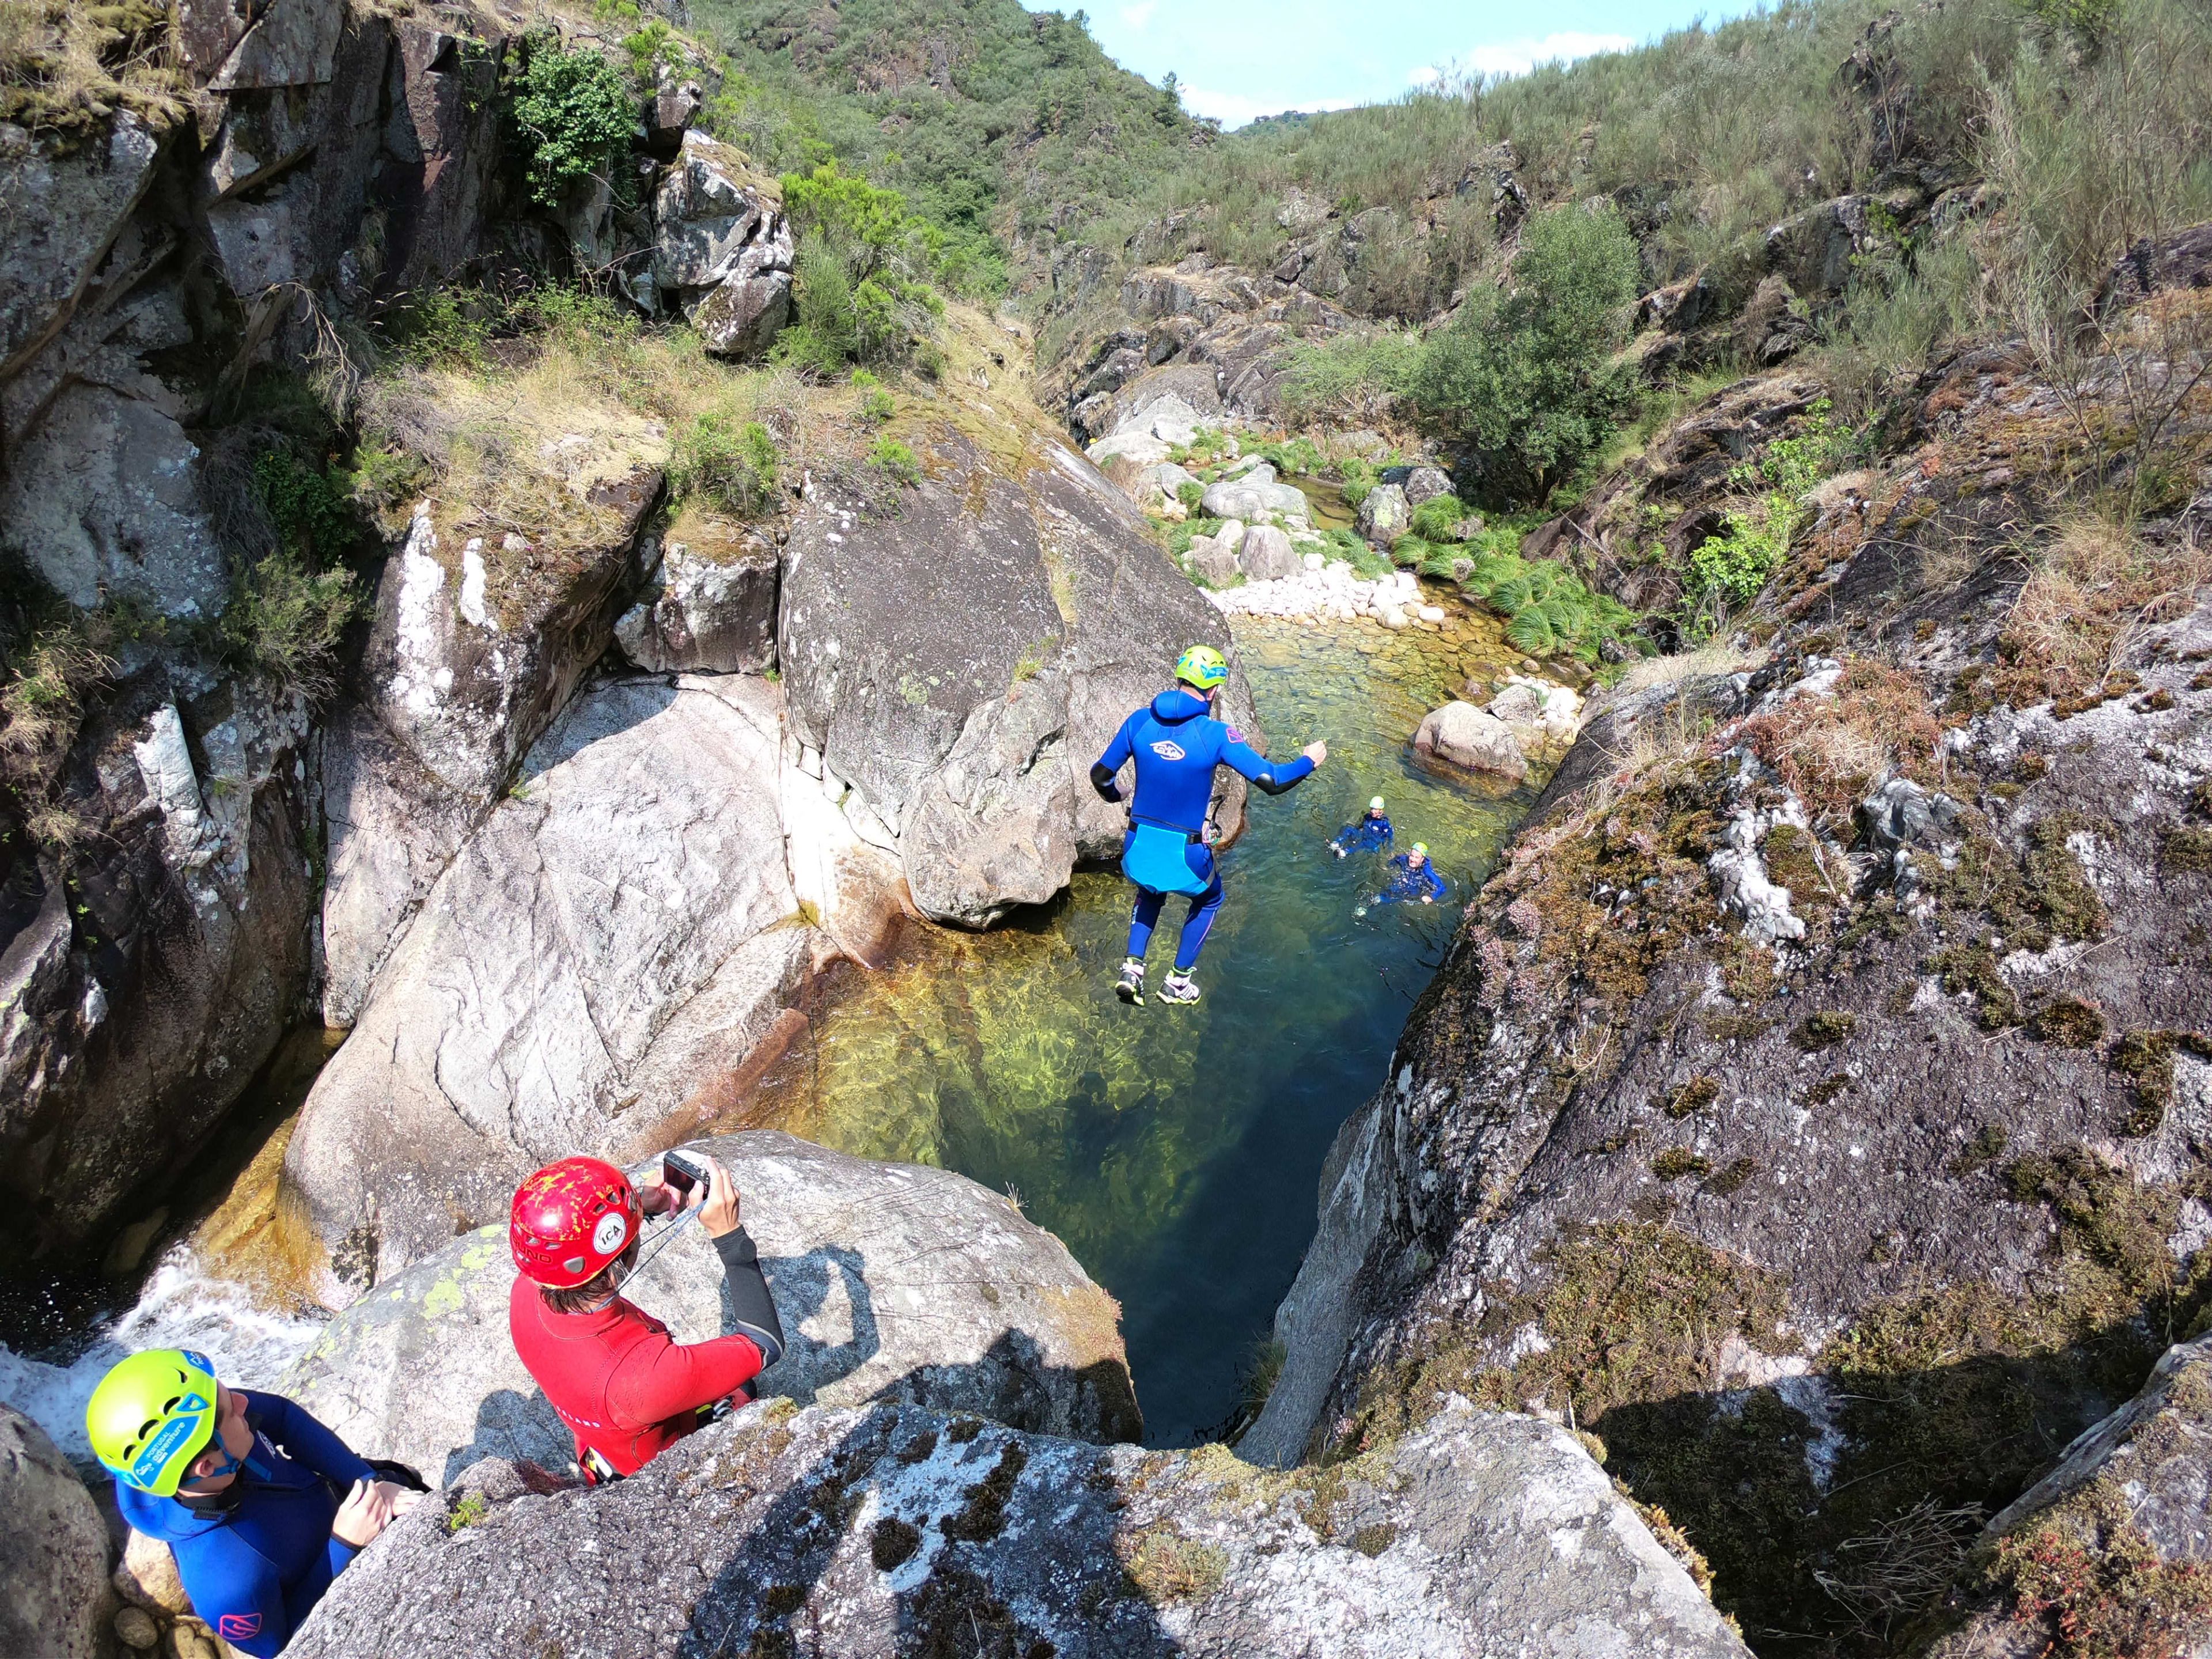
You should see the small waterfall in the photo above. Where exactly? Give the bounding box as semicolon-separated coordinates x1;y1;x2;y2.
0;1244;327;1461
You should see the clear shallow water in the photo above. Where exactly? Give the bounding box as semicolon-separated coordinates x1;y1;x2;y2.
751;594;1539;1444
0;592;1542;1456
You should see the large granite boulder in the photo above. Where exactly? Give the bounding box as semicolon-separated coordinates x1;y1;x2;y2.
319;484;660;1025
1412;700;1529;782
779;429;1257;928
0;1404;112;1659
281;1130;1142;1483
1200;471;1308;522
652;131;793;358
285;1395;1751;1658
614;533;779;674
286;675;815;1296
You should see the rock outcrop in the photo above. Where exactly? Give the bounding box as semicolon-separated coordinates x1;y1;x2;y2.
0;1404;112;1659
320;484;663;1025
282;1130;1142;1482
285;1395;1751;1659
287;675;812;1293
2;668;317;1252
1925;1332;2212;1658
615;532;781;676
652;131;793;358
779;426;1257;928
1247;320;2212;1647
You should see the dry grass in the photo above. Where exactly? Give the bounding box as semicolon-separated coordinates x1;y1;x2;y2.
1994;514;2212;710
0;0;188;132
1611;639;1766;696
1739;658;1949;822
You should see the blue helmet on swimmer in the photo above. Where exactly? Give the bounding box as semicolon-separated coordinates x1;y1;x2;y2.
1174;645;1229;692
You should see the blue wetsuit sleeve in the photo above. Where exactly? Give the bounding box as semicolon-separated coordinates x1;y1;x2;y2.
1222;740;1314;797
1091;713;1138;802
246;1394;376;1488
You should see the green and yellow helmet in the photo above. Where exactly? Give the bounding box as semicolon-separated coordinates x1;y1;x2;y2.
86;1349;219;1496
1174;644;1228;691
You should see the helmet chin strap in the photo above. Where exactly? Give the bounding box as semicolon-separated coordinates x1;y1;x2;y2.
577;1207;700;1311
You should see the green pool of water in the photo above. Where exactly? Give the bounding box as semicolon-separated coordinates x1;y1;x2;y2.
755;597;1537;1444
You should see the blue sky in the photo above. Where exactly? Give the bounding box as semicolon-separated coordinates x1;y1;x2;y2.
1048;1;1764;128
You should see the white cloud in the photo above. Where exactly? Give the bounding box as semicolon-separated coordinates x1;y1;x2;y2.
1177;85;1361;128
1119;1;1156;28
1406;65;1441;86
1457;31;1633;79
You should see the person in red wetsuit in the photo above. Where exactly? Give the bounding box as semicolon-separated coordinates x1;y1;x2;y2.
507;1150;785;1481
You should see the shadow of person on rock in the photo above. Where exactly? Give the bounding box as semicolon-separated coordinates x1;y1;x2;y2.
752;1243;881;1403
441;1386;571;1489
677;1343;1171;1659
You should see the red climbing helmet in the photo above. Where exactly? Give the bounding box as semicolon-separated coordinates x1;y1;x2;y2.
509;1157;640;1289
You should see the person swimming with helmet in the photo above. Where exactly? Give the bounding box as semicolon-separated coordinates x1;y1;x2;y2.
1330;797;1394;858
88;1350;426;1656
1090;643;1327;1005
1373;842;1448;907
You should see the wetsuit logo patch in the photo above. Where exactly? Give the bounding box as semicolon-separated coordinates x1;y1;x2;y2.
1148;740;1185;760
218;1615;263;1640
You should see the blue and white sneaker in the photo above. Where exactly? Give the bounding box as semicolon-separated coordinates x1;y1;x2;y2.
1156;972;1201;1006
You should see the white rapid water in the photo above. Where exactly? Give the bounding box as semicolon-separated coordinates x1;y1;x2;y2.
0;1244;327;1461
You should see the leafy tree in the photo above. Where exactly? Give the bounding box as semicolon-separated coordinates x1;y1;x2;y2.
1411;205;1643;503
507;34;637;209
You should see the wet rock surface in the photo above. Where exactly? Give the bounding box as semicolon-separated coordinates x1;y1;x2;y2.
281;1130;1141;1483
0;1404;112;1659
286;1395;1751;1659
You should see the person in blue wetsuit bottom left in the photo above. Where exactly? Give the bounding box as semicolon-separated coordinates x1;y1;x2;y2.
90;1348;426;1657
1090;643;1327;1005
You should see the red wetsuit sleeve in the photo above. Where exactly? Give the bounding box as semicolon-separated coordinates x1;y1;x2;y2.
604;1328;767;1442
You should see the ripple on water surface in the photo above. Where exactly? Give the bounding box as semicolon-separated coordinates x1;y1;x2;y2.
751;593;1540;1444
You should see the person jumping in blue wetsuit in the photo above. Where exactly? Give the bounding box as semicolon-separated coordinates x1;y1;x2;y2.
89;1348;425;1657
1375;842;1449;906
1330;797;1394;858
1090;643;1326;1005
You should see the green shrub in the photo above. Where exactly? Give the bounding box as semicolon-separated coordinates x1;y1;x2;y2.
252;453;359;565
620;21;683;81
1168;517;1226;556
669;414;779;514
1453;544;1639;662
1321;527;1395;579
1248;436;1323;476
506;33;637;210
1176;479;1205;510
1685;399;1855;617
1279;331;1421;426
868;437;921;486
1335;456;1379;509
222;554;359;700
1408;493;1474;542
1411;205;1643;504
861;388;895;422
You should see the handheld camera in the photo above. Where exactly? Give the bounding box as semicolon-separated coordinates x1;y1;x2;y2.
662;1150;710;1199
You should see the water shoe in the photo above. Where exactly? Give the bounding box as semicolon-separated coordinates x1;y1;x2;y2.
1156;972;1201;1006
1115;958;1145;1004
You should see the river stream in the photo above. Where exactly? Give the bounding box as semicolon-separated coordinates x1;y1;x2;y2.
0;586;1540;1456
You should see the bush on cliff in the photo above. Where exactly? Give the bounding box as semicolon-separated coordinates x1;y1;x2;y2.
1411;206;1643;505
506;32;639;209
